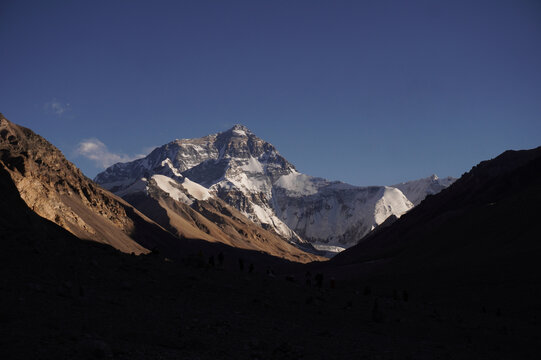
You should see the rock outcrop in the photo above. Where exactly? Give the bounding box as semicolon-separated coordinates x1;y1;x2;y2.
0;114;156;254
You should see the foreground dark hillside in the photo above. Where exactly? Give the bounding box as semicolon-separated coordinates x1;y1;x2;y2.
331;147;541;287
334;146;541;266
2;160;539;359
322;147;541;346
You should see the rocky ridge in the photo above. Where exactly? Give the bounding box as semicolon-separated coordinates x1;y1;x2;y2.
0;114;153;254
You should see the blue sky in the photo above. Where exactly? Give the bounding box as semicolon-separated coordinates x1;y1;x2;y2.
1;0;540;185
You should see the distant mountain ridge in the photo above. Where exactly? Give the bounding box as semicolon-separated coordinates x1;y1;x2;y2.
95;124;454;252
393;174;456;206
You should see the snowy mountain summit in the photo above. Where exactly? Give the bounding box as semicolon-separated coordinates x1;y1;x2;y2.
95;125;452;254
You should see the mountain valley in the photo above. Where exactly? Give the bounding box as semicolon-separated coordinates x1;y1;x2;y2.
1;113;539;359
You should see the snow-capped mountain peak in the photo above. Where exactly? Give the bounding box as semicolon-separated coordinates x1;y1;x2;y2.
95;126;453;255
229;124;251;137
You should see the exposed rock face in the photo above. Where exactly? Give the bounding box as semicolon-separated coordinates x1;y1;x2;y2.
0;162;65;235
0;114;153;254
95;125;424;251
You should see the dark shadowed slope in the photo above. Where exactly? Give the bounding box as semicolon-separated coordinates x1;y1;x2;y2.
328;147;541;313
333;146;541;265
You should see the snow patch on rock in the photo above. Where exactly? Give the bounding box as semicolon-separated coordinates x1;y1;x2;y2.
241;157;264;173
160;158;183;178
152;175;193;205
181;178;211;201
232;129;246;137
274;172;320;196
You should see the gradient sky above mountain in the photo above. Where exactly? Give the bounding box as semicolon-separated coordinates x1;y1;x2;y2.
1;0;540;185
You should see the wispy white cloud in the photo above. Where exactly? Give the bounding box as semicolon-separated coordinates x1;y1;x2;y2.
75;138;146;169
44;99;71;115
